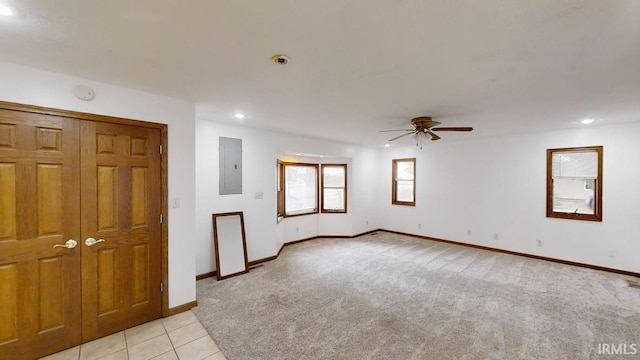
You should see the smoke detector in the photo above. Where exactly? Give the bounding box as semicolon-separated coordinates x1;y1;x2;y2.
74;85;95;101
272;54;290;65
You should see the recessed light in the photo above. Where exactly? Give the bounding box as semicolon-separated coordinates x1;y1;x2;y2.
0;4;13;16
581;118;595;124
384;144;391;148
234;113;245;119
272;54;290;65
295;153;302;156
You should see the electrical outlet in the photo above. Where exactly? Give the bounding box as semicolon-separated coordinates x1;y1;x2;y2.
366;220;369;226
493;233;500;241
296;227;299;233
536;239;543;247
418;223;422;229
467;229;471;236
609;250;617;258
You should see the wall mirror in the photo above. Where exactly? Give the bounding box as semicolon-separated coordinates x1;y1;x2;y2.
212;212;249;280
547;146;603;222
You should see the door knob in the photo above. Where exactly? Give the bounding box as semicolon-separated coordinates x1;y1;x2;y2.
85;237;106;247
53;239;78;249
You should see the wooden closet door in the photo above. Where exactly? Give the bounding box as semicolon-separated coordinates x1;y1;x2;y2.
0;110;82;359
80;121;162;341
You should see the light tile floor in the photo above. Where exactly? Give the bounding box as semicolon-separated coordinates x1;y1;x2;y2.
40;311;226;360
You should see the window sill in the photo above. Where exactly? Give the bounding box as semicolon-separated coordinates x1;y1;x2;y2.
546;211;602;222
284;209;319;218
392;201;415;206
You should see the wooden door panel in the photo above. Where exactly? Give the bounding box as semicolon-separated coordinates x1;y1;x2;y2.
16;160;38;240
96;133;117;154
97;247;121;315
81;121;162;341
131;243;149;305
37;164;64;235
0;122;16;148
36;127;62;151
131;167;148;227
0;262;18;344
0;110;81;359
0;163;17;239
97;166;118;231
37;256;65;331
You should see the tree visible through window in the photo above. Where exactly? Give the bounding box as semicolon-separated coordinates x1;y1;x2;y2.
321;164;347;213
392;158;415;206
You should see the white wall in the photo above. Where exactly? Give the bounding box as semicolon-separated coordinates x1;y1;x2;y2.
0;61;197;308
5;59;636;306
194;114;380;275
378;122;640;273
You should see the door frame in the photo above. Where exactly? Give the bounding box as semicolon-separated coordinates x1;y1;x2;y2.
0;100;170;317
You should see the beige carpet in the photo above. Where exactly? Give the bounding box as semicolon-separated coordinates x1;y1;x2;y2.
193;232;640;360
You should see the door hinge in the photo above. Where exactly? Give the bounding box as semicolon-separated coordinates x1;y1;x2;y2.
160;214;163;224
159;145;163;155
160;282;164;293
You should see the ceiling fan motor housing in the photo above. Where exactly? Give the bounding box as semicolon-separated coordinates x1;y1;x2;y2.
411;116;441;130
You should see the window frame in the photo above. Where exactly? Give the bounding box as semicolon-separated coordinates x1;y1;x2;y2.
276;160;285;222
546;146;603;222
281;162;319;217
320;164;348;213
392;158;416;206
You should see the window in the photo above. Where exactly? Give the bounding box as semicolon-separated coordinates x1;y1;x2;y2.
282;163;319;216
547;146;602;221
321;164;347;213
392;158;415;206
277;161;284;220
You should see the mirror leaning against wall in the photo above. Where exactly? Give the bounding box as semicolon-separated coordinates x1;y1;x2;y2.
212;212;249;280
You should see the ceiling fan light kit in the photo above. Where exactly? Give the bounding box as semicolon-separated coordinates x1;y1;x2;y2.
380;116;473;149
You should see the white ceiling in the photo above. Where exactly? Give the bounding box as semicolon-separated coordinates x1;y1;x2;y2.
1;1;639;147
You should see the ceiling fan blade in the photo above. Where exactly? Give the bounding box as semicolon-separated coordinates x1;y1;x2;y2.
379;129;414;132
388;132;415;141
431;127;474;132
426;130;441;141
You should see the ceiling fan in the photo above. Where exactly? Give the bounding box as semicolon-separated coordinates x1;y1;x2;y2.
380;116;473;149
